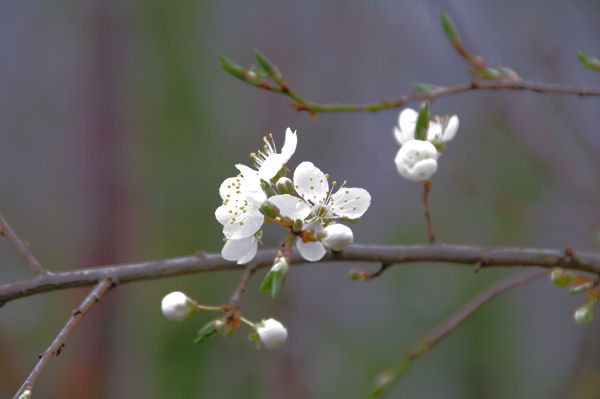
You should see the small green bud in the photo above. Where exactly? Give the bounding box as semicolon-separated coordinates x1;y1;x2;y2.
412;83;439;94
440;12;461;46
549;267;575;287
349;268;369;281
254;49;283;82
218;54;246;81
415;102;430;141
574;303;594;325
497;66;519;81
259;200;279;218
478;67;502;80
577;50;600;72
276;177;294;194
292;219;303;233
569;281;594;295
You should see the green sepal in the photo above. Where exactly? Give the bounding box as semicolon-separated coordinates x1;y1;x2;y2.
415;103;430;141
248;331;261;349
569;281;594;295
270;165;289;184
440;12;461;46
254;49;282;81
193;320;218;344
549;267;575;287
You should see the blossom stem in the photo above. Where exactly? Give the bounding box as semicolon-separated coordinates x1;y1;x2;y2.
421;181;436;244
195;304;224;312
239;316;256;328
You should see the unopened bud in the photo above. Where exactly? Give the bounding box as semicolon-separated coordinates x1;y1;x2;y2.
161;291;196;322
256;318;288;349
271;257;289;275
259;200;279;218
569;281;594;295
549;267;575;287
478;67;501;80
349;268;369;281
574;303;594;325
498;66;519;81
276;177;294;194
292;219;303;233
321;224;354;251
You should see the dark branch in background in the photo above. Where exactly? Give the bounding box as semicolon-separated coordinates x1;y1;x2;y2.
218;14;600;116
12;279;113;399
2;243;599;307
0;214;47;276
421;182;436;244
366;269;547;399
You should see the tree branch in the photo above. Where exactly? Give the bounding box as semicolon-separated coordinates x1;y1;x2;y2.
366;269;547;398
421;181;436;244
1;243;598;307
12;278;113;399
0;214;47;276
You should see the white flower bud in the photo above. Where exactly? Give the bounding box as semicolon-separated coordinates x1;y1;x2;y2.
256;318;288;349
394;139;439;182
161;291;196;322
321;224;354;251
574;304;594;326
276;177;295;194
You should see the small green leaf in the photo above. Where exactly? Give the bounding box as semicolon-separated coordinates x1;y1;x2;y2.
254;49;282;81
440;12;461;46
218;54;246;81
248;331;261;349
412;83;438;93
478;67;501;80
415;102;430;141
576;50;600;73
569;281;594;295
549;267;575;287
260;270;275;292
271;270;284;298
194;320;217;344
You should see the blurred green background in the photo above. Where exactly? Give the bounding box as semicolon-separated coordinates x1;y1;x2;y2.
1;1;600;398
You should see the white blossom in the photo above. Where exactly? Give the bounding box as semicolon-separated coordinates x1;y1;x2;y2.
161;291;196;322
394;108;459;145
394;139;439;182
256;318;288;349
250;128;297;181
321;223;354;251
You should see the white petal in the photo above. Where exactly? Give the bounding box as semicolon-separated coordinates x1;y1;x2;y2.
280;128;297;163
235;164;261;186
268;194;311;220
296;238;326;262
218;176;245;201
426;122;443;142
398;108;417;141
293;161;329;204
321;224;354;251
442;115;459;142
222;236;258;264
222;209;264;239
394;126;411;145
257;155;284;181
329;187;371;219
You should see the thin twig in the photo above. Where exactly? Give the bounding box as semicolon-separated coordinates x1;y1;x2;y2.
0;214;47;276
12;278;113;399
1;243;599;306
228;261;259;310
366;269;547;398
421;181;436;244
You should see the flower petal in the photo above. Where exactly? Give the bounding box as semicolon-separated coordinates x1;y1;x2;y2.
222;207;264;239
397;108;417;143
257;155;284;181
394;140;439;182
426;122;443;142
293;161;329;204
296;238;326;262
442;115;459;142
222;236;258;264
218;176;244;201
329;187;371;219
280;128;297;163
268;194;311;220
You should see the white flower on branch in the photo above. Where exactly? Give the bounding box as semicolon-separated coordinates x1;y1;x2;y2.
161;291;196;322
256;318;288;349
250;127;297;181
321;223;354;251
394;139;439;182
269;161;370;261
394;108;459;145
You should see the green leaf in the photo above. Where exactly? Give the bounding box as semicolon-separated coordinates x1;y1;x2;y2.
440;12;461;46
271;270;284;298
260;270;275;292
218;54;246;81
254;49;282;81
194;320;217;344
248;331;261;349
412;83;438;94
576;50;600;72
569;281;594;295
415;102;430;141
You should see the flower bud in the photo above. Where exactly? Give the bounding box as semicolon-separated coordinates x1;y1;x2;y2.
292;219;303;233
321;224;354;251
276;177;295;194
574;303;594;325
569;281;593;295
394;139;439;182
256;318;288;349
271;257;289;274
161;291;196;322
549;267;575;287
259;200;279;218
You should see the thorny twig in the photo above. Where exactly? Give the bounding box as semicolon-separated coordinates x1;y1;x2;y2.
0;214;47;276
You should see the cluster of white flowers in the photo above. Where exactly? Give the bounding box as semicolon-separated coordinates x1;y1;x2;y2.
215;128;371;264
393;108;459;182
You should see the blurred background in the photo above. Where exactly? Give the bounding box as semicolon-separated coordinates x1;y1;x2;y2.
1;1;600;398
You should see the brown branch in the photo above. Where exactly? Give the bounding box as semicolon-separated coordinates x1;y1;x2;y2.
228;261;259;311
12;279;113;399
366;269;547;398
1;243;598;307
421;181;436;243
0;214;47;276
